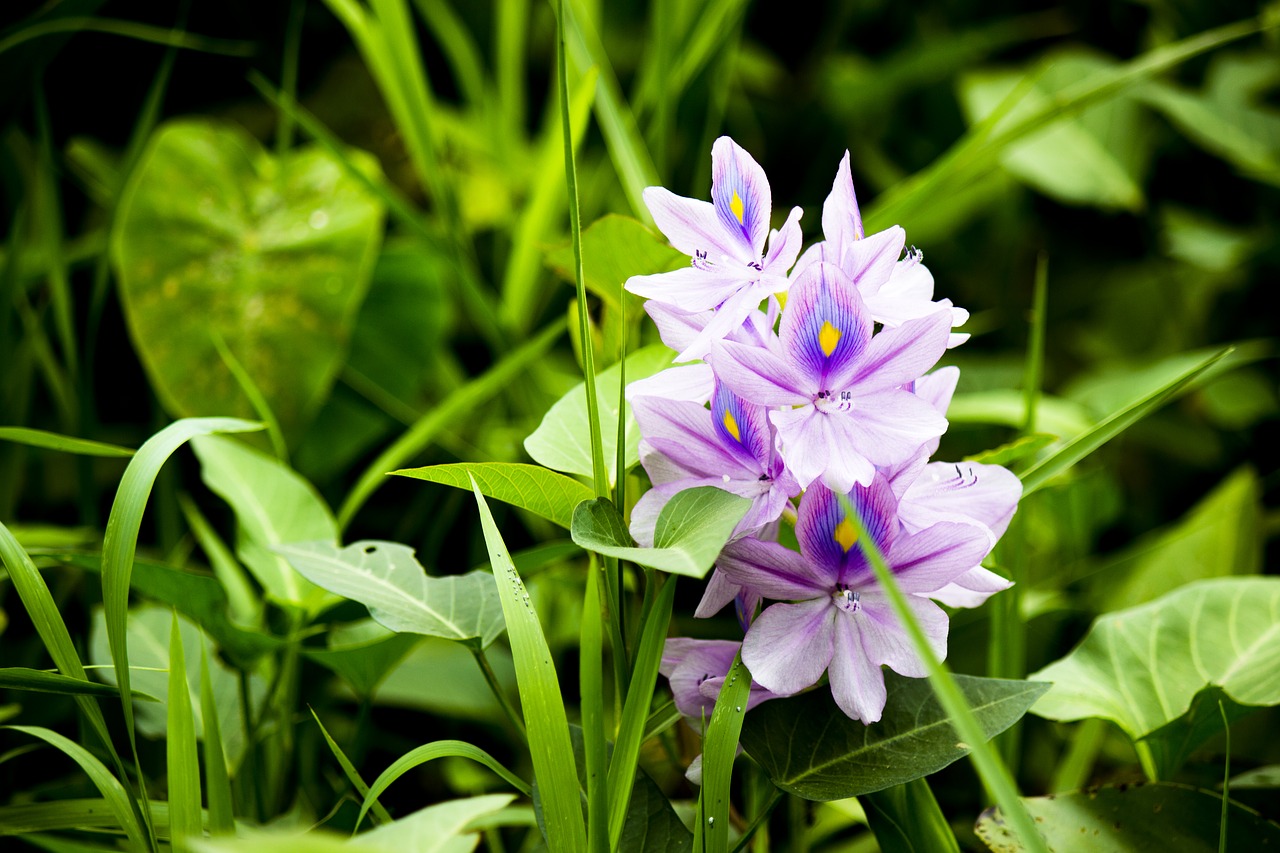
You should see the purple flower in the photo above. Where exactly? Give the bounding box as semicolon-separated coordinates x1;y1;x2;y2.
625;137;803;362
660;638;785;720
630;381;800;546
713;261;951;492
717;476;989;722
793;152;969;347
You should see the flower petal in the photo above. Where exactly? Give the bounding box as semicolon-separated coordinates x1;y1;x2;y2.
771;405;877;492
711;136;772;257
643;185;743;262
842;225;905;299
840;388;948;468
820;151;865;262
899;461;1022;541
780;262;872;388
886;521;992;594
632;395;759;479
856;593;949;676
741;598;835;696
626;265;744;313
763;205;805;274
626;362;715;404
828;610;888;722
713;339;812;407
929;566;1013;609
848;311;951;393
796;479;898;583
717;536;831;600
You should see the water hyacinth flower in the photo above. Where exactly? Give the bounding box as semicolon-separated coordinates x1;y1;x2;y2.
717;476;990;722
625;137;803;362
794;151;970;347
713;261;951;492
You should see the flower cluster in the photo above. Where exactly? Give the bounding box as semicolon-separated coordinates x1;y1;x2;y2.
628;137;1021;726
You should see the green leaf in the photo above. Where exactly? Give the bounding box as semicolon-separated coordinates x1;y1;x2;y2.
740;673;1049;801
275;541;504;647
393;463;595;530
861;778;961;853
199;645;234;836
1088;467;1260;612
357;794;517;852
524;344;674;486
2;726;146;851
111;119;385;438
570;487;750;578
0;667;156;701
959;50;1150;210
544;214;684;314
303;620;420;698
90;605;262;768
370;636;516;722
1138;51;1280;184
166;613;201;853
695;652;753;851
470;481;586;852
974;782;1280;851
310;708;393;826
0;426;133;456
191;434;337;611
1030;578;1280;775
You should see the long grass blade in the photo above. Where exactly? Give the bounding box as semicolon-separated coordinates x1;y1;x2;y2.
1018;348;1231;496
579;557;608;852
694;652;753;853
470;480;586;852
837;493;1049;853
310;709;393;827
606;574;676;848
165;614;201;852
209;330;288;463
200;644;234;836
0;18;255;56
0;426;133;457
2;726;146;850
337;322;562;529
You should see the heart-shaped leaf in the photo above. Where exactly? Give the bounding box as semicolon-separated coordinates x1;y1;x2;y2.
975;782;1280;852
524;344;674;486
571;487;749;578
1030;578;1280;749
275;540;505;648
112;118;386;438
393;462;595;530
740;673;1048;801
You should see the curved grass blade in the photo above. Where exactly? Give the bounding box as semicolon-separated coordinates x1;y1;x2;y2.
338;321;563;529
101;417;261;832
166;614;201;853
580;557;608;852
310;709;392;827
3;726;146;850
0;426;133;457
392;462;595;530
0;18;255;56
471;479;586;852
355;739;532;832
1018;348;1230;495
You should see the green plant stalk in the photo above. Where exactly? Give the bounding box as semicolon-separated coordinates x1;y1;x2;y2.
470;645;527;743
580;556;609;853
730;785;783;853
165;614;200;853
1219;700;1230;853
1049;718;1105;793
200;644;234;835
276;0;305;156
0;17;255;55
310;708;393;826
838;493;1048;853
210;330;288;463
987;521;1026;771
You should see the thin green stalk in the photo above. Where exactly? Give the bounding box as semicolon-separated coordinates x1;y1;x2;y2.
470;646;527;743
0;17;256;56
1022;254;1048;435
275;0;305;157
1219;700;1230;853
1050;718;1105;792
729;787;784;853
838;493;1048;853
580;556;608;853
210;330;288;463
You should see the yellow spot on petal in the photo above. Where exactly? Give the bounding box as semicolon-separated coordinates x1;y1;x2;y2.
723;410;742;442
820;321;842;357
775;290;788;310
833;517;859;552
730;190;745;224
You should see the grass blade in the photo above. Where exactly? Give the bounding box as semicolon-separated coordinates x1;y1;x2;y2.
3;726;146;850
470;479;586;852
0;18;255;56
338;322;562;529
355;739;532;832
580;557;608;852
0;426;133;457
0;667;152;700
695;652;753;853
166;614;201;852
1018;348;1231;496
200;644;234;836
310;709;393;827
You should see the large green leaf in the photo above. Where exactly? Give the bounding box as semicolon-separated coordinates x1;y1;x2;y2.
975;783;1280;851
357;794;518;853
740;674;1049;801
191;434;337;611
276;540;505;648
112;118;385;437
524;344;674;486
393;462;595;530
960;50;1150;210
1030;578;1280;767
89;605;261;768
1088;467;1260;612
302;620;421;698
570;487;749;578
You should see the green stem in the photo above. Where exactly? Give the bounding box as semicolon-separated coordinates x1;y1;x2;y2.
729;787;784;853
471;646;527;744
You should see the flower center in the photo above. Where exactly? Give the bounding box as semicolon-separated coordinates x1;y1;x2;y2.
832;586;861;613
814;389;853;413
